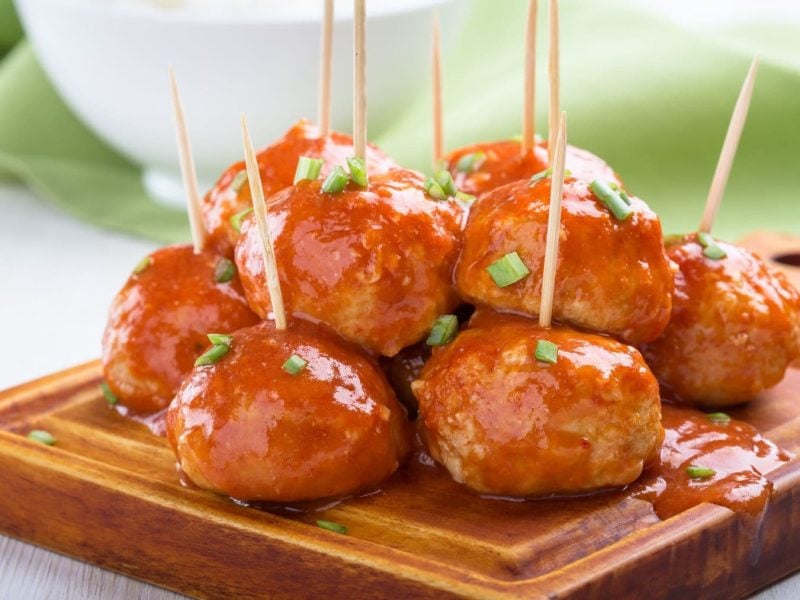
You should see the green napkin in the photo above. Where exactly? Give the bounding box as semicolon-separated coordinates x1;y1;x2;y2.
0;0;798;244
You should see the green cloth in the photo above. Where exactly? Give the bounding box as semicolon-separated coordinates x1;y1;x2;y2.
1;0;798;243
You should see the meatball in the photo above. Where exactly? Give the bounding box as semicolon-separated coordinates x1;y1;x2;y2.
641;235;800;406
235;168;464;357
455;177;674;345
167;319;411;502
446;139;620;197
202;119;398;255
412;311;663;496
102;245;259;413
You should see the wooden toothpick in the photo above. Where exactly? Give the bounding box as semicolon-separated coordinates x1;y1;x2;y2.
168;67;207;254
539;111;567;329
241;115;288;331
521;0;538;156
318;0;334;137
699;55;759;234
547;0;560;163
353;0;367;160
431;11;443;168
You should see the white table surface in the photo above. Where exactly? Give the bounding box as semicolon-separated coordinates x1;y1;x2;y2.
0;182;797;599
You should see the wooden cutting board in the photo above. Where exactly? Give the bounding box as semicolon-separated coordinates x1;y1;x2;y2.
0;233;798;599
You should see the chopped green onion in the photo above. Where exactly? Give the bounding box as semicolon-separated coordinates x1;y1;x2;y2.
456;191;477;204
293;156;324;184
530;168;552;184
609;182;620;191
686;465;716;479
207;333;233;346
316;520;347;534
456;151;486;174
214;258;236;283
230;170;248;193
619;191;631;206
321;165;350;194
707;412;731;425
195;344;230;367
590;180;633;221
27;430;56;446
132;256;151;275
663;233;684;247
534;340;558;365
100;382;118;406
435;171;458;197
486;251;530;288
426;314;459;346
230;207;253;234
424;176;447;200
346;157;368;188
564;169;573;178
282;354;308;375
697;232;727;260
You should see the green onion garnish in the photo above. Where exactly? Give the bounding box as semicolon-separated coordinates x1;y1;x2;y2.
195;343;230;367
282;354;308;375
456;152;486;174
697;232;727;260
27;430;56;446
534;340;558;365
424;176;447;200
486;251;530;288
589;180;633;221
609;182;620;191
435;171;458;197
132;256;151;275
230;207;253;234
214;258;236;283
456;191;477;204
619;191;631;205
346;157;368;188
530;168;552;184
293;156;324;184
100;382;118;406
686;465;716;479
321;165;350;194
426;314;459;346
707;412;731;424
207;333;233;346
316;520;347;534
230;170;248;193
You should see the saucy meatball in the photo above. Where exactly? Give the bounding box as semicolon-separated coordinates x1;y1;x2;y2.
235;168;464;357
446;139;620;197
202;119;398;255
102;245;259;413
167;319;411;502
641;235;800;406
412;311;663;496
455;176;674;345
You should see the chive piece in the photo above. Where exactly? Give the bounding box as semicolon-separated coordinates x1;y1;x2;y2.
132;256;151;275
293;156;324;184
663;233;684;247
346;157;368;188
609;182;620;191
282;354;308;375
230;170;248;193
530;168;552;184
590;180;633;221
424;177;447;200
230;207;253;233
534;340;558;365
619;191;631;205
486;251;530;287
707;412;731;425
686;465;716;479
214;258;236;283
322;165;350;194
316;520;347;534
697;232;727;260
207;333;233;346
195;344;230;367
100;382;118;406
456;151;486;174
27;430;56;446
435;171;458;197
426;314;459;346
456;191;477;204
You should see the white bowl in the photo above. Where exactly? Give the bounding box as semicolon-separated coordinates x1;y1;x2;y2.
14;0;468;205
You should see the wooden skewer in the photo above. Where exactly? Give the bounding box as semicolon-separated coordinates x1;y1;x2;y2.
431;11;443;168
241;115;288;331
521;0;538;156
699;55;759;234
168;67;207;254
318;0;334;137
353;0;367;160
547;0;560;163
539;111;567;329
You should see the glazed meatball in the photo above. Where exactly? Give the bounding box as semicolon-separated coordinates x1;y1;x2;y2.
455;176;674;345
641;235;800;406
202;119;397;255
167;319;411;502
446;139;620;197
412;311;663;496
235;168;464;357
102;245;259;413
